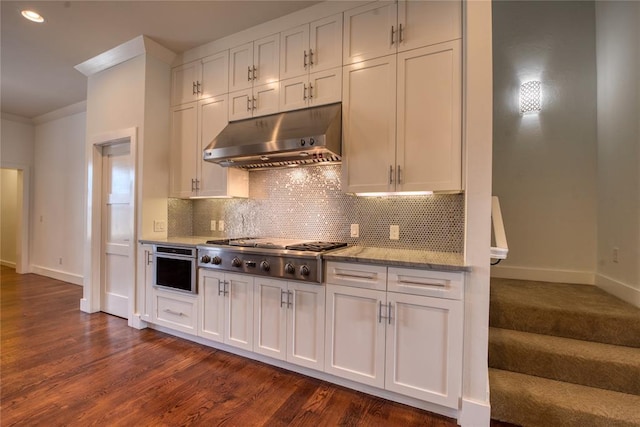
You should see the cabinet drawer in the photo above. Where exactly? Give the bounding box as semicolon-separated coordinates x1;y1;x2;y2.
387;268;462;300
325;262;386;291
154;291;198;334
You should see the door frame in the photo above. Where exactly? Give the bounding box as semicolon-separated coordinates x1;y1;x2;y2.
82;127;137;327
0;163;30;274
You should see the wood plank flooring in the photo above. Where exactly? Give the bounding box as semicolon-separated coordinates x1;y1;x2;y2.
1;266;516;426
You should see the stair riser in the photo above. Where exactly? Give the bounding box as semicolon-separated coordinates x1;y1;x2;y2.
489;341;640;395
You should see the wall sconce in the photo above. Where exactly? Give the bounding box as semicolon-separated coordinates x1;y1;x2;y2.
519;81;542;114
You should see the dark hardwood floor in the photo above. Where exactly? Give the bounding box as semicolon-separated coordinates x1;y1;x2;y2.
1;266;517;426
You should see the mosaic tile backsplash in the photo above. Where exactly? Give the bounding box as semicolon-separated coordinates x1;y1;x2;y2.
168;165;464;253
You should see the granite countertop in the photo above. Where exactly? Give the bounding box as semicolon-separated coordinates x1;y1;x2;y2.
138;236;211;248
322;246;470;272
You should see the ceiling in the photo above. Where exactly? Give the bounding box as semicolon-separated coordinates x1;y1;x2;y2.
1;1;321;119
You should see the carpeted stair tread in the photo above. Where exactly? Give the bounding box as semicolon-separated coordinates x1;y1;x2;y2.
489;368;640;427
489;327;640;395
490;278;640;347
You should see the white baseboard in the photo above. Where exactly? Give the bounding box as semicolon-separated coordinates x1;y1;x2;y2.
31;265;83;286
491;265;595;285
596;274;640;308
1;260;17;268
458;398;491;427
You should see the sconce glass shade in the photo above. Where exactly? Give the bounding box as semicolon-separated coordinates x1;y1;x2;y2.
520;81;542;114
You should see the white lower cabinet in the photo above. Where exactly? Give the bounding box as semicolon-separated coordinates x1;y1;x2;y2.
254;278;325;370
153;288;198;335
198;269;254;351
324;262;463;409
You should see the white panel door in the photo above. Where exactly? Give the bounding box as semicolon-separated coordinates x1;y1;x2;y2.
396;41;462;192
309;68;341;107
169;103;197;198
171;60;199;105
342;55;397;194
385;292;463;408
310;13;343;73
280;24;309;81
229;42;253;92
225;273;254;351
198;95;229;197
253;83;280;117
287;282;325;370
228;89;253;122
200;50;229;99
253;278;287;360
199;269;226;343
101;142;133;319
253;34;280;86
397;0;462;53
279;75;308;112
324;284;386;387
343;1;397;65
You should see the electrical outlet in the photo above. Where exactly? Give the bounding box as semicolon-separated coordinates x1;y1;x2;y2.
350;224;360;238
210;220;216;231
218;220;225;232
153;220;166;232
612;247;619;263
390;225;400;240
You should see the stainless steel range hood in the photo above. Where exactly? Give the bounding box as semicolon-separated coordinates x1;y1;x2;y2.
203;103;341;169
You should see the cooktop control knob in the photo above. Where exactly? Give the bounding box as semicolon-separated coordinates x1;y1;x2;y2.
260;260;270;272
300;265;310;276
284;263;295;274
232;257;242;267
211;256;222;265
201;255;211;264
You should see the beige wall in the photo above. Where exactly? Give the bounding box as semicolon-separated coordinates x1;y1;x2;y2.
1;169;18;266
595;1;640;305
491;1;598;284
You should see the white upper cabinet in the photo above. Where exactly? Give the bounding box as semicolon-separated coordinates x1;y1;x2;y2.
171;50;229;106
343;0;461;65
229;34;280;93
280;13;343;81
279;67;341;112
228;82;280;121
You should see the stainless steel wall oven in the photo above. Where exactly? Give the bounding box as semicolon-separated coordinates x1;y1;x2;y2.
153;245;197;294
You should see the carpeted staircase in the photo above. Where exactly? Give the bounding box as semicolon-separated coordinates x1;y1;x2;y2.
489;278;640;427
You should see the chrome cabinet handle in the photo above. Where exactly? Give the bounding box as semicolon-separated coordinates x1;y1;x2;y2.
197;81;201;94
387;302;392;324
334;269;376;280
378;301;387;323
164;308;185;317
309;48;314;66
309;83;313;99
287;290;293;308
252;66;257;80
303;84;307;100
391;25;396;45
146;250;153;265
303;50;308;68
389;165;394;184
247;66;252;81
399;24;404;43
246;97;251;111
191;178;196;191
397;165;402;184
280;289;287;308
192;81;197;95
218;280;224;296
252;97;257;111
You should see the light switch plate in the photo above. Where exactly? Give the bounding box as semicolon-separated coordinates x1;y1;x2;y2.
390;225;399;240
153;220;166;232
210;220;216;231
218;220;225;232
350;224;359;238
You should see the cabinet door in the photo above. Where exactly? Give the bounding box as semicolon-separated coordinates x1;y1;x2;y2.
342;56;397;194
229;89;253;122
385;292;462;408
253;83;280;117
343;2;397;65
253;34;280;87
280;24;309;81
199;269;225;343
397;0;462;53
324;285;386;388
225;273;254;351
279;75;308;112
169;103;197;198
287;282;325;370
396;41;462;192
310;13;343;72
171;60;199;106
200;50;229;99
253;278;287;360
309;67;341;107
198;95;231;197
229;42;253;92
154;290;198;335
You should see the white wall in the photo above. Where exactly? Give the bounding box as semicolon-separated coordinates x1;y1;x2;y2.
595;1;640;306
1;169;18;266
1;117;35;167
491;1;598;284
31;111;86;284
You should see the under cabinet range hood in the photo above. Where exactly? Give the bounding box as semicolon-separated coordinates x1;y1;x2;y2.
203;103;341;169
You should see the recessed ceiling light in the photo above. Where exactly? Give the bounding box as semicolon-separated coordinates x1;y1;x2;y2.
21;10;44;23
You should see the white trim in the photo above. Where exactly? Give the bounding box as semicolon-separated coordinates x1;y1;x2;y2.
596;274;640;308
1;260;17;268
458;398;491;427
1;113;32;124
32;101;87;125
30;265;83;286
75;35;176;77
491;265;595;285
